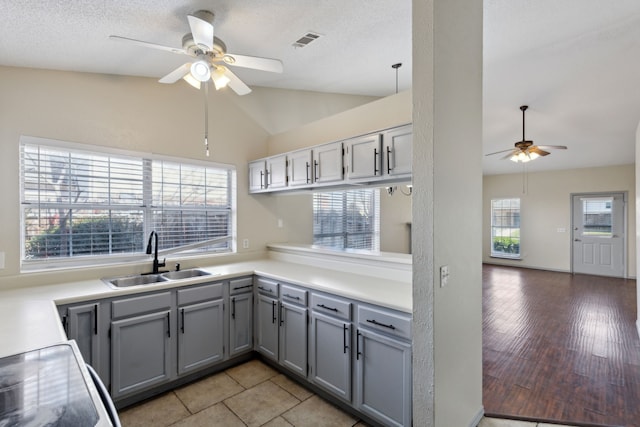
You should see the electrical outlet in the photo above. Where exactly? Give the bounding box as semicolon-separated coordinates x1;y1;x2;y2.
440;265;449;288
242;239;249;249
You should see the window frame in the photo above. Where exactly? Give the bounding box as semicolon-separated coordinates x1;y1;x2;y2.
490;197;521;259
19;136;237;272
312;188;380;252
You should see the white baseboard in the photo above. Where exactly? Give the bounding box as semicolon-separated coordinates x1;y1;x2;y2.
468;407;485;427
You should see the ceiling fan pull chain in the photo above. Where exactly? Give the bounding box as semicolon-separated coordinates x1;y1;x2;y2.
204;82;210;157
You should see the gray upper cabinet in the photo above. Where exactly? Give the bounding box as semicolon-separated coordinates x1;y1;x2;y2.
309;293;353;402
229;277;254;357
176;282;225;375
287;148;314;188
382;124;412;178
344;133;382;181
249;160;267;192
111;292;173;399
279;285;308;378
248;124;412;193
266;154;288;190
255;279;279;361
313;141;343;184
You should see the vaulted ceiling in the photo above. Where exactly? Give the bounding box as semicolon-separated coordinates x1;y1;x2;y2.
1;0;639;175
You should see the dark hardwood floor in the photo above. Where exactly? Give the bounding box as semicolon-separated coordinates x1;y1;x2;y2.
483;265;640;427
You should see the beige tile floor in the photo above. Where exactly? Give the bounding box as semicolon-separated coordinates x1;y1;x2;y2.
119;359;580;427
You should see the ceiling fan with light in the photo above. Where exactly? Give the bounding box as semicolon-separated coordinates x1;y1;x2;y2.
486;105;567;163
109;10;283;95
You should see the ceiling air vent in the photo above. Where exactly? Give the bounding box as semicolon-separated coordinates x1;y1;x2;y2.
292;32;321;48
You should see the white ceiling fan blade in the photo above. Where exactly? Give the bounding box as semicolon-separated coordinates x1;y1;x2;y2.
500;150;519;160
159;63;192;84
188;13;214;51
222;68;252;96
485;148;516;156
222;53;283;73
109;35;187;55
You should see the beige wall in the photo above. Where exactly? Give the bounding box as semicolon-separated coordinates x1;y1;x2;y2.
483;165;637;277
0;66;372;288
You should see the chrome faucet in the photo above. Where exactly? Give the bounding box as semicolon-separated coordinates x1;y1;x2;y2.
146;231;166;274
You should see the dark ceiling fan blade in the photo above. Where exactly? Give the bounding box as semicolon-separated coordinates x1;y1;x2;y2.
485;148;516;156
188;12;214;51
536;145;567;150
159;63;191;84
530;147;550;156
222;67;252;96
221;53;284;73
109;35;187;55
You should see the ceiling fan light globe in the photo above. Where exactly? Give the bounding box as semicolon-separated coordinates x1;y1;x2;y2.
528;151;540;160
190;60;211;82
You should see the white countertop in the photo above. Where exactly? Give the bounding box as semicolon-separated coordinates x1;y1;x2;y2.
0;253;411;358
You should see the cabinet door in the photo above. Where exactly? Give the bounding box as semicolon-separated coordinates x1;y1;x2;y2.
267;154;288;189
63;303;101;372
309;311;351;402
178;299;224;375
249;160;266;192
279;302;308;377
382;125;412;177
356;328;412;427
111;310;172;399
288;149;313;187
229;292;253;357
345;134;382;180
256;293;279;360
314;142;343;184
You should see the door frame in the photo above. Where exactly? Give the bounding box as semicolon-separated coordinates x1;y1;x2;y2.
570;191;628;278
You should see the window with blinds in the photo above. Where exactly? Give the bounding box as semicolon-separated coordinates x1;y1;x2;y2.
20;136;235;269
313;189;380;251
490;198;521;258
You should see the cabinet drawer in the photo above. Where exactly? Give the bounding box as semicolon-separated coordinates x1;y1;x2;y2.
177;282;223;306
112;291;172;319
256;277;279;297
230;277;253;295
281;284;308;306
358;305;411;340
311;293;352;321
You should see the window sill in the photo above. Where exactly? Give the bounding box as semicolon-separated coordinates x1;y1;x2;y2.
490;255;522;260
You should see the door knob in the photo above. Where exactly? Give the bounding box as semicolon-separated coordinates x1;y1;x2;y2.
574;238;581;242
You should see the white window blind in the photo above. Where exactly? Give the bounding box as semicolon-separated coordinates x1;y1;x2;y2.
313;189;380;251
20;137;235;269
490;198;520;258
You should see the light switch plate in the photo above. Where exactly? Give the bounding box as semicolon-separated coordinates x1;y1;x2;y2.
0;252;4;269
440;265;449;287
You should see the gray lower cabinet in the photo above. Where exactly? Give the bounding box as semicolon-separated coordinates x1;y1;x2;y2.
111;291;174;399
58;301;109;385
356;304;412;427
229;277;254;357
255;279;279;360
278;285;308;377
176;282;225;375
309;299;352;402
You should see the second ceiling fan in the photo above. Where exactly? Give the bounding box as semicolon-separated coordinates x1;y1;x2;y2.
486;105;567;163
110;10;283;95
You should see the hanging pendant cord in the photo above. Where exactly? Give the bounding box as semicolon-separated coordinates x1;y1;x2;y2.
204;82;210;157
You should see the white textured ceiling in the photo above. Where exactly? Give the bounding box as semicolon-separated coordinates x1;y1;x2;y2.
1;1;640;175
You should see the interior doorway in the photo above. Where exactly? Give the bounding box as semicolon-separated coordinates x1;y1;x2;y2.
571;192;626;278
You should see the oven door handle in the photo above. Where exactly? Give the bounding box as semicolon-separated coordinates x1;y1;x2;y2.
86;364;121;427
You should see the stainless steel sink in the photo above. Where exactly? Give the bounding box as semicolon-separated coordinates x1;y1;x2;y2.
161;268;212;280
106;274;168;288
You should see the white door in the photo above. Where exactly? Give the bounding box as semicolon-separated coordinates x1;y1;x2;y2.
572;193;626;277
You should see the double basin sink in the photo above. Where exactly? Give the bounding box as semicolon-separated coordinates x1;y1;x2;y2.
104;268;216;288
